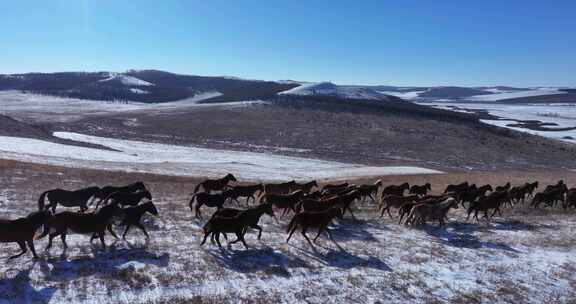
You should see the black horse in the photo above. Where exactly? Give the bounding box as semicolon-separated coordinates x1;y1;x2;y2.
0;210;53;259
38;186;101;213
92;182;147;206
119;201;159;239
97;190;152;208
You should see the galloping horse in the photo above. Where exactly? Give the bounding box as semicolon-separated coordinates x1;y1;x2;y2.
0;211;52;259
92;182;147;205
286;207;343;245
38;186;101;213
409;183;431;196
194;174;237;193
189;192;230;218
119;201;159;239
97;190;152;208
42;203;124;250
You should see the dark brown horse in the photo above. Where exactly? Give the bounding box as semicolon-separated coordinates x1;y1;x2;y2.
467;190;508;220
194;174;237;193
201;203;275;249
286;207;343;245
409;183;431;196
0;211;52;259
444;182;469;194
292;180;318;194
258;190;304;216
357;180;382;202
38;186;101;213
189;192;231;218
119;201;159;239
379;194;420;218
42;203;124;250
321;182;349;194
92;182;147;205
382;182;410;197
207;202;276;241
97;190;152;208
223;184;264;205
264;181;297;195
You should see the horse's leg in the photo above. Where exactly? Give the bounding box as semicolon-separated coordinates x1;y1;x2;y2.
195;203;202;219
215;232;223;249
46;233;56;251
51;203;57;214
107;225;120;240
26;240;38;259
99;231;106;249
301;226;313;246
286;225;297;243
135;223;150;239
200;231;210;246
253;224;263;240
60;232;68;249
123;225;131;239
313;225;325;242
9;241;27;259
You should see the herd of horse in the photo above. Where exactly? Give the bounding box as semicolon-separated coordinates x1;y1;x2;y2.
0;173;574;259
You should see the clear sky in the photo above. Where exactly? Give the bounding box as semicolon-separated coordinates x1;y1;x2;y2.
1;0;575;86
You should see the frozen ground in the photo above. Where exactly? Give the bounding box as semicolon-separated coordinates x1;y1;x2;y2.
0;164;574;303
426;102;576;143
0;132;441;182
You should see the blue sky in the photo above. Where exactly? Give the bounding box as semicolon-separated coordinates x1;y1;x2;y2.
0;0;575;86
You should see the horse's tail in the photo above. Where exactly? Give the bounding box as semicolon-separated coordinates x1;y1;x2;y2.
287;214;299;233
189;193;198;212
38;190;52;211
193;183;202;194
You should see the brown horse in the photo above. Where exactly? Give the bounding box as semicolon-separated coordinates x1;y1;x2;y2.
292;180;318;194
42;203;124;250
189;192;231;218
194;173;237;193
406;197;458;227
467;190;508;220
258;190;304;216
379;194;420;218
207;202;276;242
0;211;52;259
409;183;431;196
444;182;470;194
201;203;275;249
92;182;147;205
381;182;410;197
264;181;297;195
321;182;349;195
357;180;382;202
286;207;343;245
223;184;264;205
38;186;101;213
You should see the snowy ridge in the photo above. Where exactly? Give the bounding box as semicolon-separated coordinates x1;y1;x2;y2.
279;82;390;100
98;72;154;86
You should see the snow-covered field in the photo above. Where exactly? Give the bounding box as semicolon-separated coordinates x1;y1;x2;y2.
0;132;441;181
467;88;565;102
279;82;390;100
0;166;574;303
0;91;234;123
426;102;576;143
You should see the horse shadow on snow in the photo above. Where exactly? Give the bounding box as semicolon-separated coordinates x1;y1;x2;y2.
424;223;521;253
0;266;57;304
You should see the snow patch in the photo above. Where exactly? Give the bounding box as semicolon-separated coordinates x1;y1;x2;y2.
468;89;565;101
99;73;154;86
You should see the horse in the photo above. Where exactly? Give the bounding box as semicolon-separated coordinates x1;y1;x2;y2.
97;190;152;208
189;192;230;219
200;204;276;247
406;197;458;227
357;180;382;202
398;195;452;224
38;186;101;213
286;207;343;245
118;201;159;239
222;184;264;205
409;183;431;196
321;182;349;195
0;211;52;259
92;182;147;205
467;190;508;221
258;190;304;217
444;182;469;194
495;182;511;193
264;181;297;195
381;183;410;197
200;203;275;249
296;190;360;215
531;186;567;208
42;203;124;250
194;173;237;193
292;180;318;194
522;181;539;198
563;188;576;210
379;194;420;218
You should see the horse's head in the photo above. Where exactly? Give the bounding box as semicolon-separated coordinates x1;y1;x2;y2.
375;180;382;187
135;181;147;190
144;190;153;201
145;201;159;216
425;183;432;190
226;174;237;182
